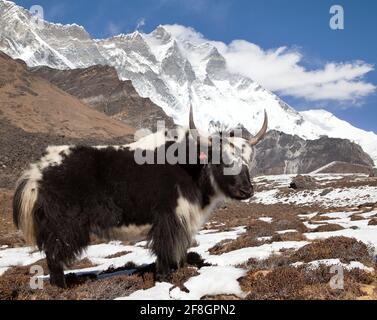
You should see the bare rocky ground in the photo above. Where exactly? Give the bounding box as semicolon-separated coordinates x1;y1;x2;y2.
1;173;377;300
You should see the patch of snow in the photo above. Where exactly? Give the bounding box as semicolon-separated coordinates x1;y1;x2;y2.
277;229;298;234
170;266;246;300
360;211;377;219
292;259;374;273
310;162;339;174
305;226;377;253
204;241;309;266
0;267;9;276
252;186;377;208
259;217;273;223
303;221;326;230
117;282;174;300
0;247;45;269
190;227;247;258
298;212;318;220
119;266;246;300
320;211;354;219
257;236;272;242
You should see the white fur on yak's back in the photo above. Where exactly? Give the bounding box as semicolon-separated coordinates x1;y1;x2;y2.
127;127;187;151
15;164;42;246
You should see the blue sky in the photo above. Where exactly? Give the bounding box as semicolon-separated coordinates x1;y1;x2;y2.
14;0;377;133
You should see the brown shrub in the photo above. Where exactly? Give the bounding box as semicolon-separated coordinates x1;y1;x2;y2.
0;261;154;300
246;220;275;237
368;218;377;226
0;266;33;300
170;267;199;292
239;265;367;300
208;234;264;255
290;175;318;190
292;237;371;264
240;267;306;300
350;214;365;221
105;251;131;259
271;232;307;242
312;224;344;232
273;219;308;233
310;215;335;222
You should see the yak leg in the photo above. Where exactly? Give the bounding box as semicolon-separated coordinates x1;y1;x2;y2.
46;253;66;288
150;212;191;281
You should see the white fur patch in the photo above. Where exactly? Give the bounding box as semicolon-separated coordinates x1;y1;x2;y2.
176;196;204;237
39;146;72;170
98;224;152;243
225;137;253;168
176;178;225;239
127;128;186;151
17;164;42;245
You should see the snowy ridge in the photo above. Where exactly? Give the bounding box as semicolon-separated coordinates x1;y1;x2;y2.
0;0;376;164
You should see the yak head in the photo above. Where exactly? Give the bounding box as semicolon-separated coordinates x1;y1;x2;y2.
189;106;268;201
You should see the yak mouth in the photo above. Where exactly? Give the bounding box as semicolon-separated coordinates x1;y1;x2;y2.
230;187;254;200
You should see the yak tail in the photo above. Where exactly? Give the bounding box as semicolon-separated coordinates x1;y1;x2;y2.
13;165;41;246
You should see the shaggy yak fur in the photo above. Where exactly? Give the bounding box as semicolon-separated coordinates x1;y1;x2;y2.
13;111;267;288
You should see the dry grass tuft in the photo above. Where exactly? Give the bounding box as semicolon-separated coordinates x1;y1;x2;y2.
239;265;371;300
312;224;344;232
292;237;371;264
271;232;307;242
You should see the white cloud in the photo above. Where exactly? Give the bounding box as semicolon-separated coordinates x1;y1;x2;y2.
164;24;376;103
136;18;146;30
106;21;122;36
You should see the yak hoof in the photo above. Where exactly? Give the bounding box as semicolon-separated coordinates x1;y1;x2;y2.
50;274;67;289
155;272;170;283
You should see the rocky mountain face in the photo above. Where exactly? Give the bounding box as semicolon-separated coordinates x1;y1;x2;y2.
312;162;376;175
0;51;134;138
0;52;133;188
0;51;374;186
1;0;376;165
30;65;175;131
253;130;374;175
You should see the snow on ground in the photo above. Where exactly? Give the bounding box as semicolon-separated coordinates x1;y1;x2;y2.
0;247;45;271
1;173;376;299
0;267;9;276
253;186;377;207
292;259;374;273
305;227;377;254
170;267;246;300
298;212;318;220
189;227;246;258
121;266;247;300
203;241;308;266
117;282;174;300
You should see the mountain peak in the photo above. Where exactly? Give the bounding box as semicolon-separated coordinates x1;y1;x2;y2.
151;25;172;43
0;4;376;164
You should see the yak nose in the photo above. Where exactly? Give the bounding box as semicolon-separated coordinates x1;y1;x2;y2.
239;184;254;197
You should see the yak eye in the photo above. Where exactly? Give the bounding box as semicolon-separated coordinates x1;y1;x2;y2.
224;158;242;168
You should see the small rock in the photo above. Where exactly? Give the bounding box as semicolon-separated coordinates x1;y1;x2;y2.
289;175;317;190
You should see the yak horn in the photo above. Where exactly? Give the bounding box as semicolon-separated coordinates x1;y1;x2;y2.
249;110;268;146
189;105;211;146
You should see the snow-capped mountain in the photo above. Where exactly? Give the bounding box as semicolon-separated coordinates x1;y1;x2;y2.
1;0;376;165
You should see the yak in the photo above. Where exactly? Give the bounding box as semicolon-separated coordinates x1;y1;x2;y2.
13;107;268;288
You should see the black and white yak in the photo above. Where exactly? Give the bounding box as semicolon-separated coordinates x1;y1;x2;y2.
13;107;268;288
